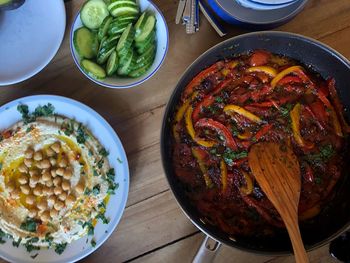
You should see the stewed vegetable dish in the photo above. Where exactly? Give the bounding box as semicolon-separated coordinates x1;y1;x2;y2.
171;50;350;237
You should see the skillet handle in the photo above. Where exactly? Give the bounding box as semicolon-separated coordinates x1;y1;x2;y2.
192;235;221;263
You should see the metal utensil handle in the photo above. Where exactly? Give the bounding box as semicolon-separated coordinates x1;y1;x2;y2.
192;236;222;263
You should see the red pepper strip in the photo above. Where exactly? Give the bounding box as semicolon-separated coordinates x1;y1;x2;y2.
231;157;248;167
250;85;273;102
249;95;296;108
328;78;350;133
195;118;238;150
303;163;314;183
316;88;332;108
183;61;223;99
249;50;271;67
304;105;325;131
192;95;215;122
277;76;302;86
253;123;273;141
191;147;213;188
212;78;233;95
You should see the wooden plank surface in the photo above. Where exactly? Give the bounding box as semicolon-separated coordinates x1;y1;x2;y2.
0;0;349;262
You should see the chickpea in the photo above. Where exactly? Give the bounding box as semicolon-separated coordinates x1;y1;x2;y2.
42;170;51;182
54;186;62;196
61;180;71;192
48;195;56;204
20;185;30;195
25;195;35;205
46;187;54;196
18;175;28;185
24;158;33;168
41;186;49;196
33;185;43;196
30;174;40;186
54;200;64;210
58;192;67;201
40;159;51;169
65;194;76;206
40;211;50;222
58;158;68;168
18;163;28;173
29;170;39;177
63;168;73;180
50;209;58;218
50;169;57;178
53;177;62;186
56;168;64;177
33;151;43;161
45;178;53;187
37;199;47;210
28;208;38;218
24;148;34;159
7;181;15;192
49;158;57;166
46;147;55;157
51;142;61;153
75;182;85;195
11;189;20;199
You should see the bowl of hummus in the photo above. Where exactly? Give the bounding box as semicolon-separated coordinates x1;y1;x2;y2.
0;95;129;262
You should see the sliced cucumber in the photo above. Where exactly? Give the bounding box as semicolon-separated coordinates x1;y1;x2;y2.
136;45;156;65
97;46;115;64
117;14;138;24
128;60;152;78
135;15;156;43
108;2;139;17
80;0;109;30
135;30;155;54
116;23;135;53
119;47;133;65
108;20;130;36
106;51;119;76
81;59;106;79
134;11;148;37
73;27;98;59
100;35;120;51
107;0;137;11
118;49;136;75
98;16;112;41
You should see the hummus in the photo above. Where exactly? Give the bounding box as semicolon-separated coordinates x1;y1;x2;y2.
0;108;117;254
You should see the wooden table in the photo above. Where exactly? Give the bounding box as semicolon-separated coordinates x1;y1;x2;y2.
1;0;349;262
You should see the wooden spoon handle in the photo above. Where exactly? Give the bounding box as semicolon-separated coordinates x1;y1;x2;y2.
285;217;309;263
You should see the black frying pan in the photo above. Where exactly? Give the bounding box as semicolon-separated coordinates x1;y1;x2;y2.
160;31;350;259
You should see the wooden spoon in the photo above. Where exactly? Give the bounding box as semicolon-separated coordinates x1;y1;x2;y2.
248;142;309;263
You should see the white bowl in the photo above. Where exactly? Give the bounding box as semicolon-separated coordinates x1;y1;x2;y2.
70;0;169;89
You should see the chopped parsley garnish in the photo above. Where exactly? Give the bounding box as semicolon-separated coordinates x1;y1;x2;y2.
82;221;94;236
108;183;119;195
12;238;22;247
92;184;101;196
0;163;2;171
96;212;109;224
26;126;33;133
99;147;109;157
77;124;88;144
106;168;115;181
20;217;38;232
84;188;92;195
223;149;248;166
17;103;55;124
24;241;40;252
97;159;104;169
279;103;293;117
54;242;67;255
30;253;39;259
91;239;96;247
93;169;99;177
61;121;75;136
215;96;224;103
306;144;335;163
117;158;123;164
0;238;5;244
98;202;106;210
44;234;53;246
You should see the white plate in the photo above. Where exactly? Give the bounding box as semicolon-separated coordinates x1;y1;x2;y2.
0;95;129;263
0;0;66;86
235;0;297;10
70;0;169;89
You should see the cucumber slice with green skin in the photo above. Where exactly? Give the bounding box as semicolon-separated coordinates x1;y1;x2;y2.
116;23;135;53
136;45;156;64
99;36;108;52
80;0;109;30
135;15;156;43
128;60;153;78
135;31;155;54
97;16;112;41
107;0;137;11
109;3;139;17
107;20;130;36
119;47;133;65
106;51;119;76
134;12;148;37
117;14;138;24
97;45;115;64
117;50;135;75
100;35;120;51
81;59;106;79
73;27;98;59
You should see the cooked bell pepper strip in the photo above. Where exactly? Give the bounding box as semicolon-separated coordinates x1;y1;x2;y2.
192;95;215;122
249;95;297;108
185;107;216;147
299;204;320;221
327;78;350;133
249;50;271;67
290;103;314;149
303;163;314;183
224;105;262;123
253;123;273;141
237;130;253;140
195;118;238;150
246;66;277;77
304;105;325;131
240;171;254;195
183;61;223;99
191;147;213;188
173;92;199;142
212;78;233;95
277;76;302;86
220;159;228;193
271;66;309;88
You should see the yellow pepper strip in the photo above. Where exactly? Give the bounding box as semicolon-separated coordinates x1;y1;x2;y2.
185;106;216;147
329;105;343;137
191;147;213;188
240;171;253;195
220;160;228;193
229;61;239;69
224;104;262;123
290;103;314;149
173;92;198;142
237;130;252;140
299;205;320;221
247;66;277;77
271;65;304;88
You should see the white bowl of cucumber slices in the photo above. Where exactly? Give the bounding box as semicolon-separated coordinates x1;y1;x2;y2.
70;0;169;89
